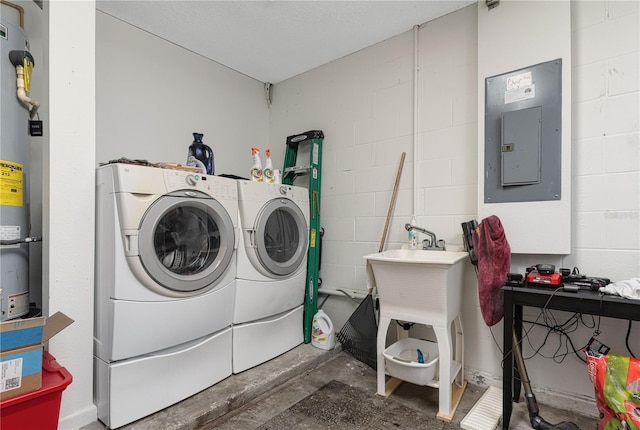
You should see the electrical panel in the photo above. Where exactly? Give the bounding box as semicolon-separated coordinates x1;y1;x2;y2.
484;59;562;203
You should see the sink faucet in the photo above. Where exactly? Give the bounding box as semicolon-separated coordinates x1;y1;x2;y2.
405;224;445;250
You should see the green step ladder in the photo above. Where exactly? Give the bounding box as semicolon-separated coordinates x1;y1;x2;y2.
283;130;324;344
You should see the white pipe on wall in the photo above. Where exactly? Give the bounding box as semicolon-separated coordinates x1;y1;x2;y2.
318;288;368;301
412;24;419;218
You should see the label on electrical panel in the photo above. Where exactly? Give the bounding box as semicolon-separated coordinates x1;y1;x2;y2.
505;71;535;104
0;161;24;207
506;71;532;91
1;358;23;393
505;84;535;104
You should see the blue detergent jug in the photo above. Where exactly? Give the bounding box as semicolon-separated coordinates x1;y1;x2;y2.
187;132;214;175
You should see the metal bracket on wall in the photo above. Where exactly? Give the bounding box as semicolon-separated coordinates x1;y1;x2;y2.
486;0;499;10
264;82;272;108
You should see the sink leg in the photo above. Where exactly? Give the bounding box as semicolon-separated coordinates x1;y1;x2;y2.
433;324;452;417
377;316;391;396
454;315;464;385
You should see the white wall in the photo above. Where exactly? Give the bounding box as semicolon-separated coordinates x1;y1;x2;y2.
95;11;269;174
269;4;479;349
44;1;97;429
270;0;639;415
477;1;572;254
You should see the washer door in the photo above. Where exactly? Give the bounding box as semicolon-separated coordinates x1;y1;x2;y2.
138;193;235;294
254;198;308;276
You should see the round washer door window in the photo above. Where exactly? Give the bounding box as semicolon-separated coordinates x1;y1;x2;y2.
138;195;235;294
255;198;308;276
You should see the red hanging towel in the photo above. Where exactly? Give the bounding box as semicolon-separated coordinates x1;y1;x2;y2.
472;215;511;327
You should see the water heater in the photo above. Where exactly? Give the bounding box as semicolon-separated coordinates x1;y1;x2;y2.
0;15;31;320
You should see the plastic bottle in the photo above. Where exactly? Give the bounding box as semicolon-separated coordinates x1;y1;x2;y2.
187;132;214;175
273;169;281;184
250;147;263;182
311;309;335;350
408;216;418;249
263;149;274;183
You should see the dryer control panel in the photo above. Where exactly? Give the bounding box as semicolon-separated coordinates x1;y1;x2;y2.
163;170;237;201
267;183;307;202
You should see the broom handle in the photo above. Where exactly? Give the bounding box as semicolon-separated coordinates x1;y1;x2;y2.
379;152;406;252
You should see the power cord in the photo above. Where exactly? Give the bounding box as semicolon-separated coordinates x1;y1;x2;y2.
519;291;638;364
516;287;595;365
626;320;636;358
499;286;566;369
521;315;588;364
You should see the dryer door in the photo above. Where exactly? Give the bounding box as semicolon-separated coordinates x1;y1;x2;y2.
138;193;235;293
254;198;308;276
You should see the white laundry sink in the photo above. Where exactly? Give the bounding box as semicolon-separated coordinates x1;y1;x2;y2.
367;247;470;419
364;248;468;325
365;248;468;265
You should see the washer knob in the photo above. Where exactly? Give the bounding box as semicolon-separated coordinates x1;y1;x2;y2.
279;186;288;195
186;175;198;186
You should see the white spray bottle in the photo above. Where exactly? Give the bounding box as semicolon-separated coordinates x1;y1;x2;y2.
264;149;274;183
250;147;263;182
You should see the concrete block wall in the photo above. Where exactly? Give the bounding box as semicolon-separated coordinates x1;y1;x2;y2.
572;0;639;263
270;6;479;334
270;0;639;410
269;4;476;351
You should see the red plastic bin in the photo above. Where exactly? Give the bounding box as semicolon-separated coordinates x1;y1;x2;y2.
1;351;73;430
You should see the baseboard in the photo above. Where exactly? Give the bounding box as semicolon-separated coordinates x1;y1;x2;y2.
58;403;97;430
464;367;597;419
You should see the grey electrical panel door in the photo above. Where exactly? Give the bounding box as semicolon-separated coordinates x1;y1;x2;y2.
484;59;562;203
501;106;541;186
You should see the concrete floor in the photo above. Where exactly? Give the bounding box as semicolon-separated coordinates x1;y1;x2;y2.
82;344;593;430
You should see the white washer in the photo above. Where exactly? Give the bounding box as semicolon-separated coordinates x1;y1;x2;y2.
94;164;238;429
233;180;309;373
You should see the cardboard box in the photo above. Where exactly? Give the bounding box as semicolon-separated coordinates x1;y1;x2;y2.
0;312;74;400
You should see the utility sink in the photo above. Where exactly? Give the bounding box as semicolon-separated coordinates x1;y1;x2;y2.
366;247;469;420
365;248;468;265
364;248;468;325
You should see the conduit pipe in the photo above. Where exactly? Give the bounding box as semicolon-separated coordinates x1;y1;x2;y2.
318;288;368;301
15;64;39;119
412;24;419;219
10;50;40;120
0;0;25;29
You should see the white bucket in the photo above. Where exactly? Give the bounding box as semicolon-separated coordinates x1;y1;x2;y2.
311;310;335;350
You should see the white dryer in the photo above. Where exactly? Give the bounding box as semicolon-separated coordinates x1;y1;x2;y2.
94;163;238;429
233;180;309;373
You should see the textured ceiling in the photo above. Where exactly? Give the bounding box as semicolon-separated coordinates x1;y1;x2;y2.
97;1;477;84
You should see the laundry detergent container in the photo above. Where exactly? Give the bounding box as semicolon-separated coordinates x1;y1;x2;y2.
0;351;73;430
383;338;439;386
